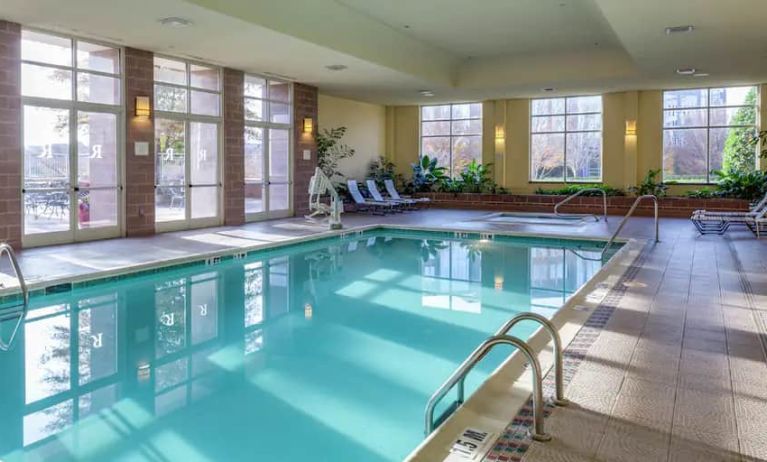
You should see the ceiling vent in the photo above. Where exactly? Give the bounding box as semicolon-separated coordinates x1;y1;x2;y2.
419;90;435;97
676;68;697;75
665;25;694;35
158;17;193;28
325;64;348;71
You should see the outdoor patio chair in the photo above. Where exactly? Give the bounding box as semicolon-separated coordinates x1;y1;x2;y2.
384;179;430;206
691;193;767;235
346;180;396;215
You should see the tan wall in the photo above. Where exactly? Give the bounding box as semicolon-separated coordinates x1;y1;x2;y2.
387;83;766;194
318;94;386;179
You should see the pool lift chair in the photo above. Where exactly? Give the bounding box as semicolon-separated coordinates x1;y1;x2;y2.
0;243;29;352
306;167;344;230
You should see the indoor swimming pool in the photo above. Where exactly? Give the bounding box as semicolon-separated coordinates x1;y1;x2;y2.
0;229;619;462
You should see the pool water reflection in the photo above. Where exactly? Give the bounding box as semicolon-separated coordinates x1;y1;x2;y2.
0;232;608;462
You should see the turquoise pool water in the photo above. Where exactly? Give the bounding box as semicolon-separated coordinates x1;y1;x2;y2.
0;230;613;462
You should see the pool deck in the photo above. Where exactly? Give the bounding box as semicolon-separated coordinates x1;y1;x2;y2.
3;209;766;462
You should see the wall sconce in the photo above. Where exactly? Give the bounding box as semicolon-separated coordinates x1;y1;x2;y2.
625;120;637;136
303;117;313;134
494;126;505;141
135;96;151;118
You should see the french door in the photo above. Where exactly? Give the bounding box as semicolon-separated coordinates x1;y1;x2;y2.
22;104;122;247
155;118;221;231
244;127;292;221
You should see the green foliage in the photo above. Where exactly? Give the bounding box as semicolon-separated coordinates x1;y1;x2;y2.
317;127;355;180
434;160;508;194
629;170;669;197
409;155;449;192
710;169;767;200
722;89;757;174
685;187;717;199
534;184;625;197
752;130;767;160
367;156;404;189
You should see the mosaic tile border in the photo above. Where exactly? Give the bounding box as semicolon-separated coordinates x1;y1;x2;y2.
481;243;648;462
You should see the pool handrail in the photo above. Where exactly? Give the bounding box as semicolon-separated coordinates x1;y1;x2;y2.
0;243;29;352
424;334;551;442
554;188;607;222
603;194;659;255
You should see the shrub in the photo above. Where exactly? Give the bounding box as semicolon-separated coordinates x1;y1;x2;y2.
534;184;625;197
629;170;668;197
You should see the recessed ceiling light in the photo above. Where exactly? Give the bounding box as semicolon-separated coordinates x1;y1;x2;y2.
676;68;697;75
158;17;193;28
542;87;556;92
403;25;411;29
665;25;694;35
693;73;710;78
325;64;348;71
419;90;434;97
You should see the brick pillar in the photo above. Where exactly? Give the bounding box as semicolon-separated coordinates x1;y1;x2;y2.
124;48;155;236
223;68;244;226
0;21;22;248
293;83;318;216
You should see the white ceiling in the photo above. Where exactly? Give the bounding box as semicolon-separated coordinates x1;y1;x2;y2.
2;0;766;105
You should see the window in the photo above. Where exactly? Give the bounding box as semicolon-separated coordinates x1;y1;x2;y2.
530;96;602;182
21;30;122;243
420;103;482;176
243;75;292;218
153;57;222;226
663;86;758;183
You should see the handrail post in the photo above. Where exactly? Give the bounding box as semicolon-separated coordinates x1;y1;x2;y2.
424;334;551;442
601;194;659;258
554;188;608;222
495;313;569;406
0;243;29;352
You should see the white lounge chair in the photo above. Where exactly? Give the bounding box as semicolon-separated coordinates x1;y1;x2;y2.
384;179;430;205
346;180;396;215
366;180;409;211
691;193;767;235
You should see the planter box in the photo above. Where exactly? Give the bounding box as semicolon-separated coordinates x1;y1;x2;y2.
413;193;750;218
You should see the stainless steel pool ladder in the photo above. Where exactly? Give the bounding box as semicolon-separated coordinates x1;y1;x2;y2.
0;243;29;352
554;188;607;222
569;194;660;262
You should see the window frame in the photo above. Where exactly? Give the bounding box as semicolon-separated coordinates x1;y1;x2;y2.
419;102;483;177
529;95;603;183
661;85;759;184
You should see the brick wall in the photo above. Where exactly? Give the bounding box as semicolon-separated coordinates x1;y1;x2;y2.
223;68;244;226
0;21;21;249
293;83;318;216
124;48;155;236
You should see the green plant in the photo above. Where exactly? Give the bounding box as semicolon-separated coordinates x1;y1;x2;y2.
367;156;404;189
752;130;767;160
409;155;449;192
317;127;355;180
711;169;767;200
457;160;494;193
686;187;717;199
629;170;668;197
534;184;625;197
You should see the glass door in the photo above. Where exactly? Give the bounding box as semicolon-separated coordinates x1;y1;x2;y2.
20;30;122;247
243;76;292;222
155;119;220;230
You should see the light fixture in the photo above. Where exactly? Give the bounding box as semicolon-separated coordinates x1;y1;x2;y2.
676;68;697;75
494;275;504;291
303;117;313;134
665;25;694;35
495;126;505;141
625;120;637;136
542;87;556;92
304;304;313;320
135;96;150;117
325;64;348;71
158;17;193;28
693;73;710;78
419;90;434;97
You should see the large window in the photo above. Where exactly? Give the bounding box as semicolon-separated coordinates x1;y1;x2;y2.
663;86;758;183
154;57;222;228
243;75;292;219
21;30;122;245
530;96;602;182
420;103;482;176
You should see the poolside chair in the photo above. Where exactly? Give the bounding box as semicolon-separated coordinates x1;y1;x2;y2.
691;193;767;235
365;180;409;211
346;180;396;215
384;179;430;206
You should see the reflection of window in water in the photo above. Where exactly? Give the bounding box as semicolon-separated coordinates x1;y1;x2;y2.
245;329;264;354
245;261;264;327
243;257;290;354
155;278;187;358
529;248;601;313
421;241;482;313
190;273;218;345
22;295;119;448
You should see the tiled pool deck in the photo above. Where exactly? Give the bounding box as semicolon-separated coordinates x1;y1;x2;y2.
2;209;766;462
